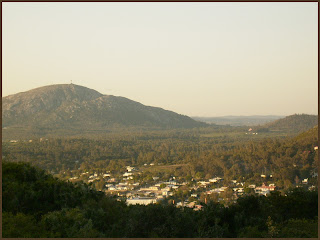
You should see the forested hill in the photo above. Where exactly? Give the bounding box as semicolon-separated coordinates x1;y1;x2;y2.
264;114;318;133
192;115;283;126
2;84;206;138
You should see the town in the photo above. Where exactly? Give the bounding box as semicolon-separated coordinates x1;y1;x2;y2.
67;164;316;209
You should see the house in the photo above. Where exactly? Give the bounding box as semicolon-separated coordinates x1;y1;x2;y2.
165;181;178;185
314;146;318;150
107;178;116;182
194;205;203;211
123;172;133;177
162;186;171;191
118;182;127;186
308;185;316;191
139;186;159;192
209;177;222;183
302;178;308;184
162;191;170;196
199;181;211;186
187;201;196;208
126;197;158;205
126;166;135;172
233;188;244;193
211;187;227;194
255;183;276;196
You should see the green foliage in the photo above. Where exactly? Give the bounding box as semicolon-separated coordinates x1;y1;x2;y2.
265;114;318;133
2;121;319;238
277;218;318;238
3;125;317;187
2;212;47;238
41;208;101;237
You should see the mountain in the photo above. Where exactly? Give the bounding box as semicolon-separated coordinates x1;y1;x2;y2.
2;84;206;138
264;114;318;133
192;115;284;126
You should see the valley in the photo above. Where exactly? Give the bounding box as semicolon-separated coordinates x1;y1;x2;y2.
2;84;318;238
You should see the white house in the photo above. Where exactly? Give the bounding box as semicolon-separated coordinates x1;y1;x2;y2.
126;166;135;172
123;172;133;177
126;197;158;205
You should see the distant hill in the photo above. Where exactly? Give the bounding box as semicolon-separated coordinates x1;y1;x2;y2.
192;115;284;126
2;84;206;138
264;114;318;133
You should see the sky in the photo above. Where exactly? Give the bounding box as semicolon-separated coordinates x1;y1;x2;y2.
2;2;318;117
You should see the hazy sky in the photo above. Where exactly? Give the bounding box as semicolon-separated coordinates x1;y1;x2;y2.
2;2;318;117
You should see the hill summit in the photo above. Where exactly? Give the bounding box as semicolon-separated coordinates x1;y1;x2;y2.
2;84;205;137
264;114;318;133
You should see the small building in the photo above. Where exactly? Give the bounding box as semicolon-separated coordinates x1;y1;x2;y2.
194;205;203;211
187;201;196;208
123;172;133;177
126;197;158;205
255;183;276;196
126;166;135;172
198;181;210;186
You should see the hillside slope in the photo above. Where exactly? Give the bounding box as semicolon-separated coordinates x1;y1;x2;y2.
2;84;205;138
264;114;318;133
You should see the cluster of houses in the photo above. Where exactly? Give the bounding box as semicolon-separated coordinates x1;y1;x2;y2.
60;163;315;212
67;164;318;209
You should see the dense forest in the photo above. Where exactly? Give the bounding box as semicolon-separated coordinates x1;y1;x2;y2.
3;125;318;189
265;114;318;133
3;161;318;238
